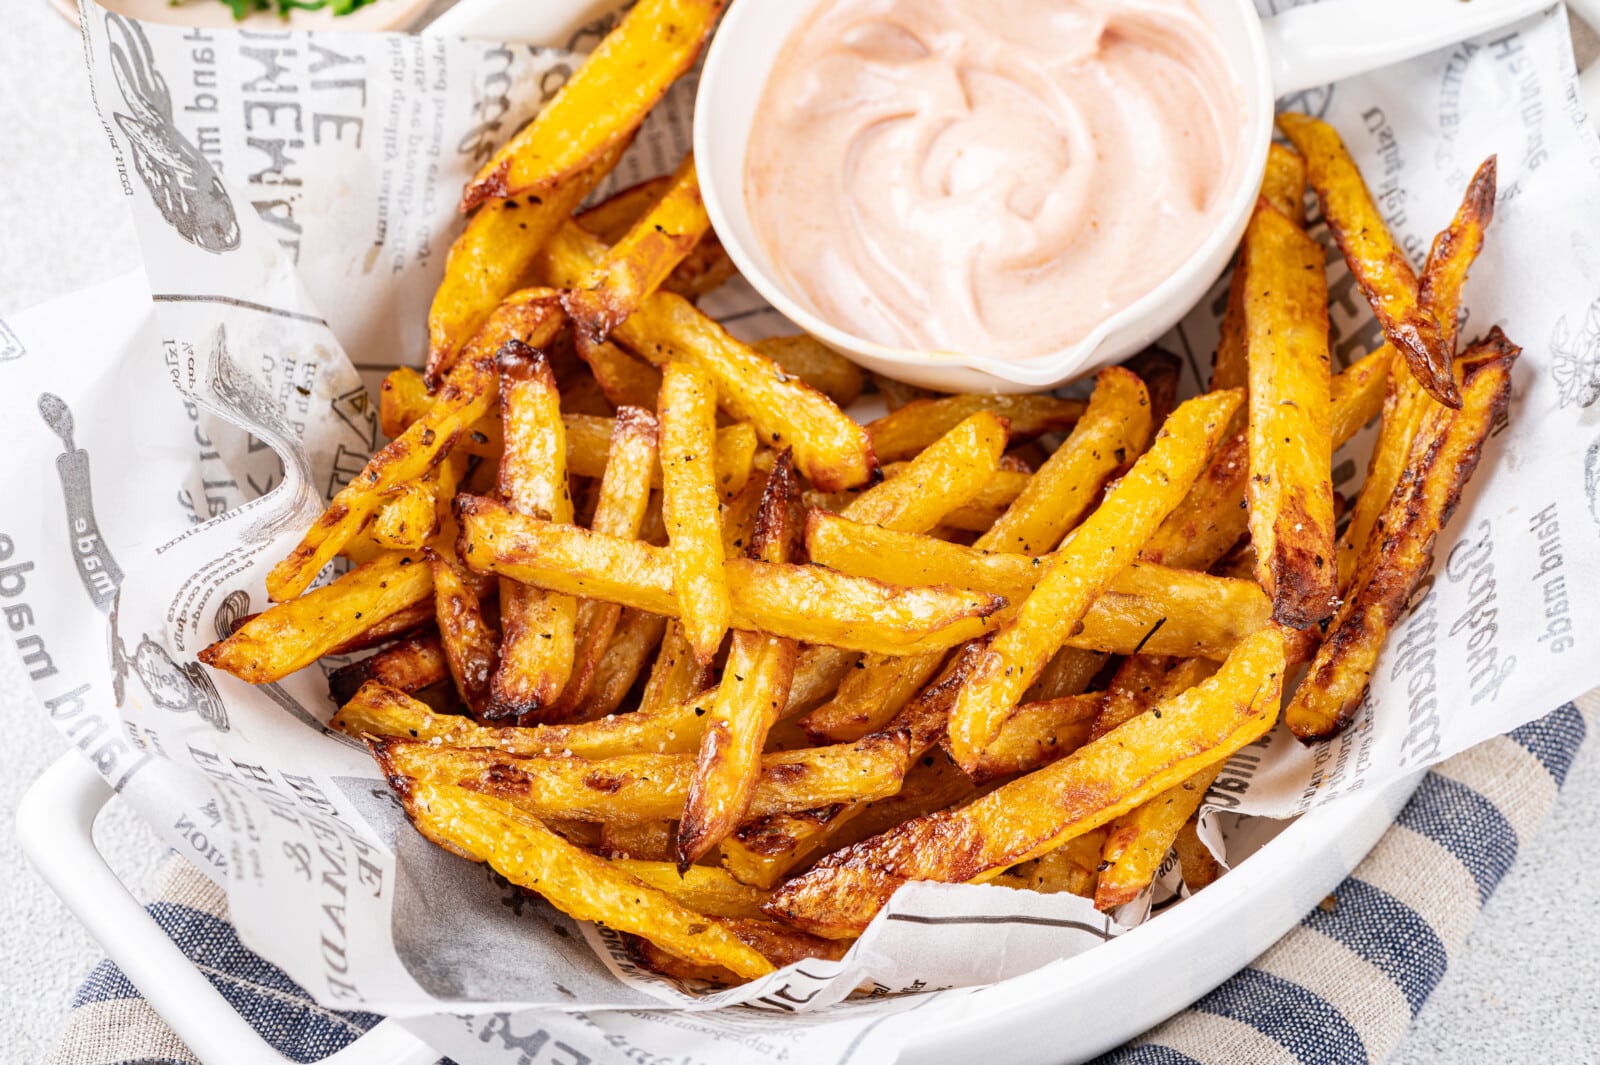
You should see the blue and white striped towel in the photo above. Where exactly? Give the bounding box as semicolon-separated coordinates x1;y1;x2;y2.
49;698;1592;1065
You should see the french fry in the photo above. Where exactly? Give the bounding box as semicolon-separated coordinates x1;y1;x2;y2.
990;829;1108;898
865;394;1085;463
960;692;1103;784
1025;647;1106;703
202;553;433;683
459;0;724;211
428;550;498;715
555;407;660;717
1094;761;1227;912
842;411;1007;532
536;221;876;490
627;918;848;985
1243;201;1337;629
327;630;448;704
1121;347;1182;428
455;496;1006;656
1174;819;1223;892
1287;332;1517;740
945;390;1242;769
598;821;677;863
752;335;865;407
1337;157;1495;590
575;608;670;719
1262;142;1309;225
381;775;773;980
579;339;662;410
639;620;713;716
1277;112;1460;408
871;373;935;411
766;623;1285;938
565;153;711;342
370;481;438;551
607;860;773;920
659;362;731;663
489;342;578;719
1092;656;1172;742
372;732;908;824
573;175;738;302
679;454;801;867
1142;344;1388;571
577;176;675;242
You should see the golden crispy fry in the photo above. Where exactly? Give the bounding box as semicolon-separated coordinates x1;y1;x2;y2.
578;339;662;410
490;343;578;718
427;158;615;383
990;829;1108;898
598;821;677;862
1120;347;1183;428
428;551;498;714
202;554;432;683
1287;333;1516;740
555;408;659;716
766;623;1285;938
456;496;1006;655
803;515;1271;659
659;362;731;663
1338;158;1495;590
1092;656;1172;742
1142;344;1388;571
1243;201;1337;628
574;177;741;302
576;608;670;719
628;918;848;985
372;732;908;823
680;456;800;867
1174;819;1222;892
842;411;1007;532
640;620;713;716
565;153;710;342
371;481;438;551
1262;142;1309;225
865;394;1085;463
459;0;724;211
383;775;773;980
961;692;1102;784
1026;647;1106;703
1094;761;1226;911
980;367;1154;554
569;414;756;497
1212;144;1306;393
1277;112;1460;408
536;222;876;491
607;860;773;920
327;630;448;704
267;354;504;601
447;287;572;389
947;390;1241;769
752;335;865;407
577;175;675;242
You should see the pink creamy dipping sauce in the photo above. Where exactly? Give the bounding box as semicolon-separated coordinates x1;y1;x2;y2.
744;0;1248;362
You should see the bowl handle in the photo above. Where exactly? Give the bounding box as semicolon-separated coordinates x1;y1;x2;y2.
1264;0;1572;96
17;754;439;1065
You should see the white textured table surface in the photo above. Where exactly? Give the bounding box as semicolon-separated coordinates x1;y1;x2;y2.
2;4;1598;1063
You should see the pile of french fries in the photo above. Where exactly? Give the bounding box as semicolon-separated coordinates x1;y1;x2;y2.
197;0;1518;985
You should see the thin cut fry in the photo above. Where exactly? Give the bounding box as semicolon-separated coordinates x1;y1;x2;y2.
960;692;1102;784
1094;761;1226;911
639;620;713;716
460;0;724;211
679;454;800;867
1277;112;1460;408
579;339;662;410
659;362;731;663
841;411;1007;532
766;623;1285;938
455;496;1007;656
428;550;498;714
1287;332;1516;739
1092;656;1172;742
1243;201;1337;629
536;221;876;490
381;775;773;979
946;390;1242;769
866;393;1085;463
565;152;710;342
202;554;433;683
327;630;448;704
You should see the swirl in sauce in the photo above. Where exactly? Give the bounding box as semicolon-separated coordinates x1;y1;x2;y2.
745;0;1247;360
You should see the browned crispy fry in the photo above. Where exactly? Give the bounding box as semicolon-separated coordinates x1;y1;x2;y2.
1287;332;1516;740
1092;656;1172;742
659;362;731;663
428;551;498;715
578;339;662;410
202;554;433;683
639;620;713;716
455;496;1006;656
370;481;438;551
555;407;659;717
381;774;772;979
679;455;801;867
1143;344;1388;571
990;829;1108;897
1338;157;1496;590
576;608;670;719
328;630;448;704
752;335;865;407
1121;347;1183;428
945;390;1241;770
536;222;876;490
1277;112;1460;408
489;342;578;719
628;918;848;985
865;393;1085;463
1243;201;1337;628
459;0;724;211
960;692;1103;784
372;732;908;824
766;623;1284;938
1174;819;1223;892
566;153;710;343
1094;760;1226;912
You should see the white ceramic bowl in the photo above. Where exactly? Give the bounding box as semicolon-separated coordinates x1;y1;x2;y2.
693;0;1558;392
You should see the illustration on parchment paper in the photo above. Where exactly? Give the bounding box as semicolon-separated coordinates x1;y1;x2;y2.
105;12;241;254
1551;296;1600;409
